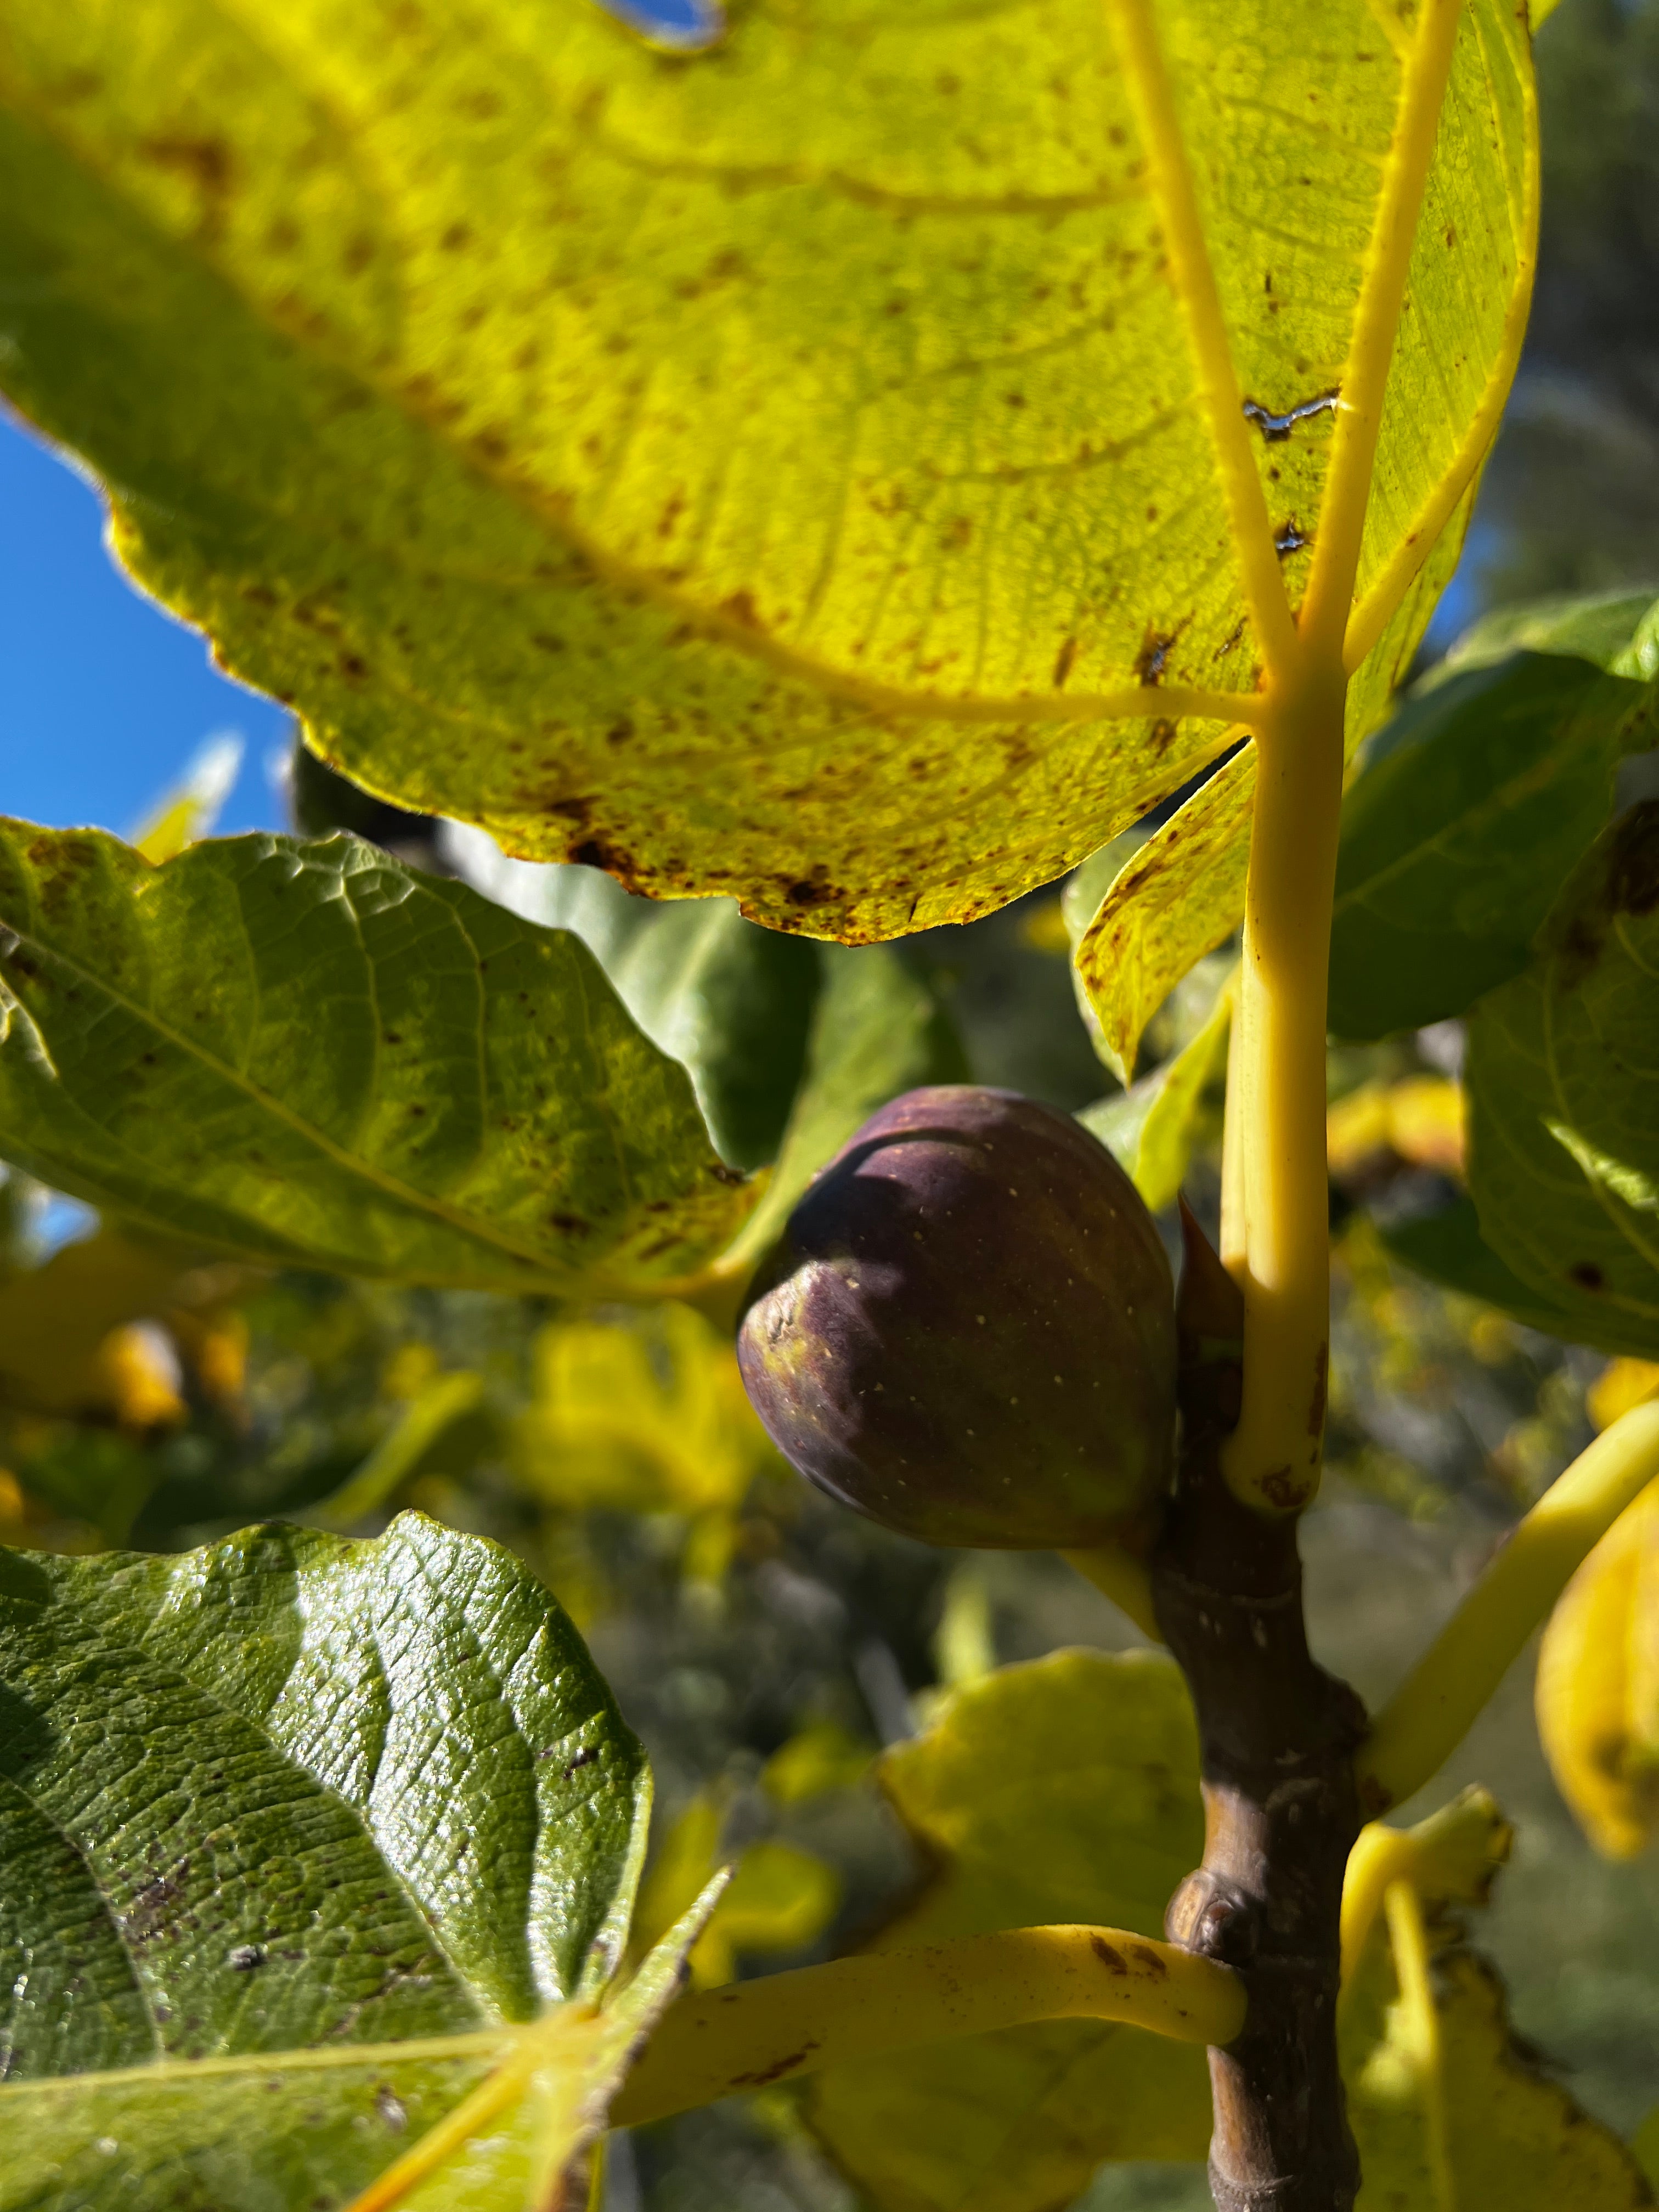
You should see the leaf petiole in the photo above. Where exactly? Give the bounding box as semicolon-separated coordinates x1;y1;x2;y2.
1356;1400;1659;1810
611;1924;1244;2129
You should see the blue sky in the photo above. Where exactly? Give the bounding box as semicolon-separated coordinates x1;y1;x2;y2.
1;408;291;842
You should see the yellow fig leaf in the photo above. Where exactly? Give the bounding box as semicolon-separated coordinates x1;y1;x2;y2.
1327;1077;1465;1181
806;1651;1211;2212
0;0;1531;946
630;1796;841;1992
1341;1848;1651;2211
0;1223;247;1420
1590;1359;1659;1435
761;1722;875;1810
130;734;243;865
1536;1478;1659;1860
516;1305;776;1520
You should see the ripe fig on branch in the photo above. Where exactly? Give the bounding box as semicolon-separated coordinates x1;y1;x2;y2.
736;1086;1176;1549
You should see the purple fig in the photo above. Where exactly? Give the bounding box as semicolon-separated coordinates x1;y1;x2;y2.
737;1085;1176;1549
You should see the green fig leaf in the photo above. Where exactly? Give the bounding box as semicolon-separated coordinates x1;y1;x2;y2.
0;0;1531;945
0;824;751;1296
1464;804;1659;1360
1328;653;1655;1040
723;944;968;1268
443;829;821;1175
0;1513;665;2211
1379;1195;1596;1344
1427;586;1659;686
1079;964;1233;1212
806;1650;1212;2212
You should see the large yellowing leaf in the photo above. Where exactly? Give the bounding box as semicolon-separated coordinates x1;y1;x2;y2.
805;1651;1211;2212
0;825;749;1296
1341;1850;1651;2211
1071;0;1537;1066
0;1513;686;2212
0;0;1531;949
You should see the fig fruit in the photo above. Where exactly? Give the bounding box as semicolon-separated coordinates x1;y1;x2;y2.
737;1085;1176;1548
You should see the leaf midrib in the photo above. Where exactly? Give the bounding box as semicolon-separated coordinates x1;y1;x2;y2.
0;877;600;1293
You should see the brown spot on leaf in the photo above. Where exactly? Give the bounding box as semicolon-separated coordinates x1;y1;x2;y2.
1135;628;1176;686
1091;1936;1128;1972
1053;636;1079;688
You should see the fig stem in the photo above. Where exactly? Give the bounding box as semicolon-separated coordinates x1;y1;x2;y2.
1355;1400;1659;1812
1219;652;1346;1517
1060;1545;1163;1641
610;1925;1244;2129
1215;0;1465;1520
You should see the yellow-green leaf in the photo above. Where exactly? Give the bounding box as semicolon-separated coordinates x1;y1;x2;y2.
0;0;1532;946
806;1650;1211;2212
0;1222;247;1420
1341;1860;1651;2211
0;826;749;1297
1079;962;1233;1208
629;1793;840;1991
515;1304;776;1519
1536;1477;1659;1861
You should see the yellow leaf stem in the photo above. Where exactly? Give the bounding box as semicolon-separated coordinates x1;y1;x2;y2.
1221;0;1466;1516
1355;1400;1659;1812
1339;1787;1512;2001
1380;1881;1458;2212
611;1925;1244;2130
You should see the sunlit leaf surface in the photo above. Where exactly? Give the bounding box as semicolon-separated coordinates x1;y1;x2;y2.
0;0;1531;947
0;1514;658;2210
1342;1856;1651;2210
0;826;750;1296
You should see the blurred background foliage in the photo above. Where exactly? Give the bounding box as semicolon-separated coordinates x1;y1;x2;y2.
4;6;1659;2209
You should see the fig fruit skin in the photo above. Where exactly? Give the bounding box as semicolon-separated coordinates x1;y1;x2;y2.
736;1085;1176;1549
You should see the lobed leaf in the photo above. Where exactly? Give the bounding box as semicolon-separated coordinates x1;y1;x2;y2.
0;825;750;1297
1341;1860;1651;2210
0;0;1531;949
806;1650;1211;2212
0;1513;657;2209
443;830;821;1174
1464;804;1659;1360
1328;652;1654;1041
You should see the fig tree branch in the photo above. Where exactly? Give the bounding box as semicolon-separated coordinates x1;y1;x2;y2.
610;1925;1244;2129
